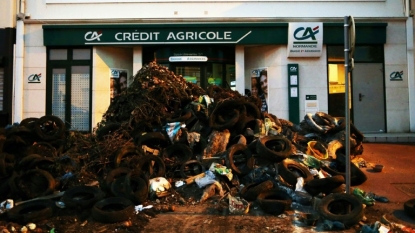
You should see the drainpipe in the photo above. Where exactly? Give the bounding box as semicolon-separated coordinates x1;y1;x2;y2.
406;0;415;132
14;0;25;123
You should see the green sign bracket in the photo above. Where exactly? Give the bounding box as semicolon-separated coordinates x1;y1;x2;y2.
288;64;299;124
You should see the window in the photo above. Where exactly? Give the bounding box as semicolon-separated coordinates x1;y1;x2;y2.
47;48;92;131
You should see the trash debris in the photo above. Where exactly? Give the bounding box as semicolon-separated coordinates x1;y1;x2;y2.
195;170;217;188
200;181;224;203
135;204;154;214
0;199;14;214
209;162;233;181
149;177;172;197
228;194;249;214
353;188;375;206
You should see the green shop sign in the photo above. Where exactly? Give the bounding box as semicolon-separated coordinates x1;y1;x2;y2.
43;22;387;46
43;23;289;46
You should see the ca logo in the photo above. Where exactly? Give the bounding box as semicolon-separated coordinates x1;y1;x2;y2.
390;71;403;81
85;31;102;41
290;67;297;72
294;26;319;40
28;73;41;83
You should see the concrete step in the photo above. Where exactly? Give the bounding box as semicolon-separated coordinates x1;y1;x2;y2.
363;133;415;143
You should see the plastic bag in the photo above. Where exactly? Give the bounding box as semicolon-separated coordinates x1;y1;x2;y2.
195;170;217;188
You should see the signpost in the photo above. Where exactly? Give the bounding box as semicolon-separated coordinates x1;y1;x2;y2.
344;16;355;194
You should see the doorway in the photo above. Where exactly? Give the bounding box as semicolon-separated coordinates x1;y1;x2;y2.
352;63;385;133
169;62;235;90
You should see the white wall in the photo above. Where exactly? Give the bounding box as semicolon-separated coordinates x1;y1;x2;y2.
92;47;133;129
23;24;47;118
245;45;327;122
0;0;16;28
25;0;404;20
384;21;410;132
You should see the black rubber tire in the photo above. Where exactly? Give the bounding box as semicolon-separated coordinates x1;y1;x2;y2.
105;167;132;191
7;199;56;224
225;144;255;176
313;112;336;128
328;152;367;186
136;132;169;156
304;175;345;196
240;180;274;201
137;155;166;178
114;143;142;168
123;170;149;204
404;198;415;218
162;143;193;168
209;99;242;131
180;160;205;178
34;115;66;141
167;108;193;123
17;169;56;200
277;159;314;186
257;188;293;215
95;122;122;140
318;193;364;227
27;142;58;158
256;135;292;163
91;197;135;223
304;113;330;133
20;117;39;133
61;185;106;209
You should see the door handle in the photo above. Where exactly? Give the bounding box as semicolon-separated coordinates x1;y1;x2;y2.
359;93;365;101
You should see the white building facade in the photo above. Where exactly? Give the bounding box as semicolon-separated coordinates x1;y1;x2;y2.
6;0;415;135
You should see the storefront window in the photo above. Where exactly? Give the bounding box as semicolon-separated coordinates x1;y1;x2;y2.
48;48;92;131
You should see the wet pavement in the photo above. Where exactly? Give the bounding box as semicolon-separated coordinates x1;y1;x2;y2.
142;142;415;233
356;142;415;226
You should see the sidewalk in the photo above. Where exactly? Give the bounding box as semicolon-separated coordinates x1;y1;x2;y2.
142;142;415;233
355;142;415;227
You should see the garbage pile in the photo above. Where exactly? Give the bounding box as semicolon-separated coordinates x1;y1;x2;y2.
0;61;400;232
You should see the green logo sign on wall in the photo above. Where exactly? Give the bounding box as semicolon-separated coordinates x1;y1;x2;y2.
43;23;289;46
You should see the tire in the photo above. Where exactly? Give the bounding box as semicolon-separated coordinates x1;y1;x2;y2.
225;144;255;176
95;122;122;140
240;180;273;201
180;160;205;178
7;199;56;224
137;155;166;178
304;175;345;196
209;99;242;131
136;132;169;156
304;113;330;134
91;197;135;223
277;159;314;186
123;170;149;204
114;143;142;168
404;198;415;218
17;169;56;200
34;115;66;141
313;112;335;128
318;193;364;227
27;142;58;158
162;144;193;168
61;185;106;209
334;152;367;186
256;135;292;163
105;167;132;192
257;188;293;215
167;108;193;123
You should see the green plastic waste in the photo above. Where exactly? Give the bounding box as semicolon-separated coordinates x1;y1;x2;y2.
353;188;375;206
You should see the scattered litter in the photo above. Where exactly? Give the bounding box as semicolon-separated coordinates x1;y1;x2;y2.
135;204;154;213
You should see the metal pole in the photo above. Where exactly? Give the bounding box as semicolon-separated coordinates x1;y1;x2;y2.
344;16;351;194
